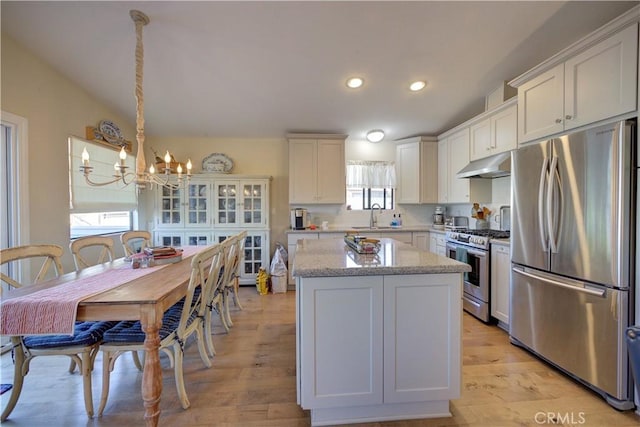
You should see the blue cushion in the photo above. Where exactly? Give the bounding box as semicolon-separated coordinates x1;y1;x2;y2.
102;306;197;344
23;321;118;349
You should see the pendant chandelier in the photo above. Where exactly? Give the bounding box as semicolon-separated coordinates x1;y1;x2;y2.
79;10;191;190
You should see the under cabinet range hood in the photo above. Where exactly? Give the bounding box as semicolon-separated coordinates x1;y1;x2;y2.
456;151;511;179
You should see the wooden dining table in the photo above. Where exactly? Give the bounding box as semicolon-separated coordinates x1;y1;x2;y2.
1;246;204;427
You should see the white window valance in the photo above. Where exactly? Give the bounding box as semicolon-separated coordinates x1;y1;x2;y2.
68;136;137;212
346;160;396;188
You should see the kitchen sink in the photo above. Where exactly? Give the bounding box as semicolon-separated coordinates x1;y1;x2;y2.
350;226;393;230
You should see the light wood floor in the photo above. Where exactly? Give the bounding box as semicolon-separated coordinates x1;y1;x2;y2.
1;287;639;426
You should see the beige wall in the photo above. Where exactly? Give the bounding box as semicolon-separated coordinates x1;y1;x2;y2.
1;34;137;272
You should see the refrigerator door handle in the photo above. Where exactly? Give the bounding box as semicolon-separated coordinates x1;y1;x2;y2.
512;267;606;297
538;157;549;252
547;155;559;253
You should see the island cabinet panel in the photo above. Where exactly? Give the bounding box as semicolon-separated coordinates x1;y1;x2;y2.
299;276;384;408
383;274;461;403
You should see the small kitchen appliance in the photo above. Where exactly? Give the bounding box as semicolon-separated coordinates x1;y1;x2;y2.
290;208;308;230
444;216;469;230
433;206;445;229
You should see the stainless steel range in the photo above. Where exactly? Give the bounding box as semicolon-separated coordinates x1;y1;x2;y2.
446;229;510;322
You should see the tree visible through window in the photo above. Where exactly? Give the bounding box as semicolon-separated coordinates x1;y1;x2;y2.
346;160;396;210
346;187;394;210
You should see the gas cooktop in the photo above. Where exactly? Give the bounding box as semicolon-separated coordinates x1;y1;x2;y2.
457;229;510;239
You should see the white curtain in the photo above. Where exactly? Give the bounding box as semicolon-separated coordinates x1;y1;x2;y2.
346;160;396;188
68;136;137;212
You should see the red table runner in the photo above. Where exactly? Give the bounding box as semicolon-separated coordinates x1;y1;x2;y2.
0;246;202;336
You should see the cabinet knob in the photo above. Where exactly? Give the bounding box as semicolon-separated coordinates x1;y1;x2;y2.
565;115;572;120
555;118;562;124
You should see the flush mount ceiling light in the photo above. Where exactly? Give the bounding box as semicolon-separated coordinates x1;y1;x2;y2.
366;129;385;143
409;80;427;91
346;77;364;89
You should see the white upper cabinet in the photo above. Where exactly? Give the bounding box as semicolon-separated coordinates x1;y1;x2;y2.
288;134;347;204
156;180;211;229
213;179;268;228
564;23;638;129
470;99;517;161
395;136;438;204
517;64;565;142
514;21;638;143
438;128;491;204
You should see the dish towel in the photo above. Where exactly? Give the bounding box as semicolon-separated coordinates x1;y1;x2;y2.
455;247;469;281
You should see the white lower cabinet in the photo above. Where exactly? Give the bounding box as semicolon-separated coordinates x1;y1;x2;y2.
287;233;319;286
297;273;461;425
430;233;446;256
490;243;511;327
213;230;270;284
412;232;429;251
299;276;384;409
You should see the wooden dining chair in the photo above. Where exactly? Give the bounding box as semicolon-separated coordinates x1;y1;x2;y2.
69;236;115;270
0;244;117;421
221;231;246;328
120;230;152;257
97;244;219;415
201;243;227;357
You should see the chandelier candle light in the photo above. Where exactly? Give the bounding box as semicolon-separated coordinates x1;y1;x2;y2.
79;10;192;190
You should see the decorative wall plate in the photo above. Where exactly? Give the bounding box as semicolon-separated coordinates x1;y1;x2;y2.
202;153;233;173
98;120;124;144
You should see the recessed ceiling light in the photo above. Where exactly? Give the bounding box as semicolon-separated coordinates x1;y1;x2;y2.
409;80;427;91
366;129;385;143
346;77;364;89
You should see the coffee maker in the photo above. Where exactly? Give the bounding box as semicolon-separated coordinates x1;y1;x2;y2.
433;206;445;230
290;208;308;230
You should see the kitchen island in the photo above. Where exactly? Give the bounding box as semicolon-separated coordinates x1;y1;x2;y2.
292;237;471;426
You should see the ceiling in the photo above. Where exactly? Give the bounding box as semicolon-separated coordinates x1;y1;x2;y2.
2;1;637;142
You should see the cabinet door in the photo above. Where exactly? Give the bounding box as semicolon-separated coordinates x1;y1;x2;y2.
316;139;346;203
429;234;438;253
287;233;319;285
447;128;471;203
491;244;511;324
420;140;439;203
396;142;420;203
240;181;267;227
492;103;517;154
184;232;211;246
518;63;564;143
155;232;183;247
564;23;638;130
469;118;491;161
437;139;449;203
413;232;429;251
300;276;383;408
289;139;317;204
383;274;461;403
157;186;183;227
214;181;239;227
185;181;210;228
214;230;269;284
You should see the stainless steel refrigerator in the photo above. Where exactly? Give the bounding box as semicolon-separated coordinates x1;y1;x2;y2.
510;118;636;410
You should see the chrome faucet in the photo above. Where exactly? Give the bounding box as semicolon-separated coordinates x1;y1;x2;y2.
370;203;382;228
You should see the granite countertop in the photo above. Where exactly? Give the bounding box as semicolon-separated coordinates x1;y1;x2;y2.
286;225;441;234
490;238;511;245
292;237;470;278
